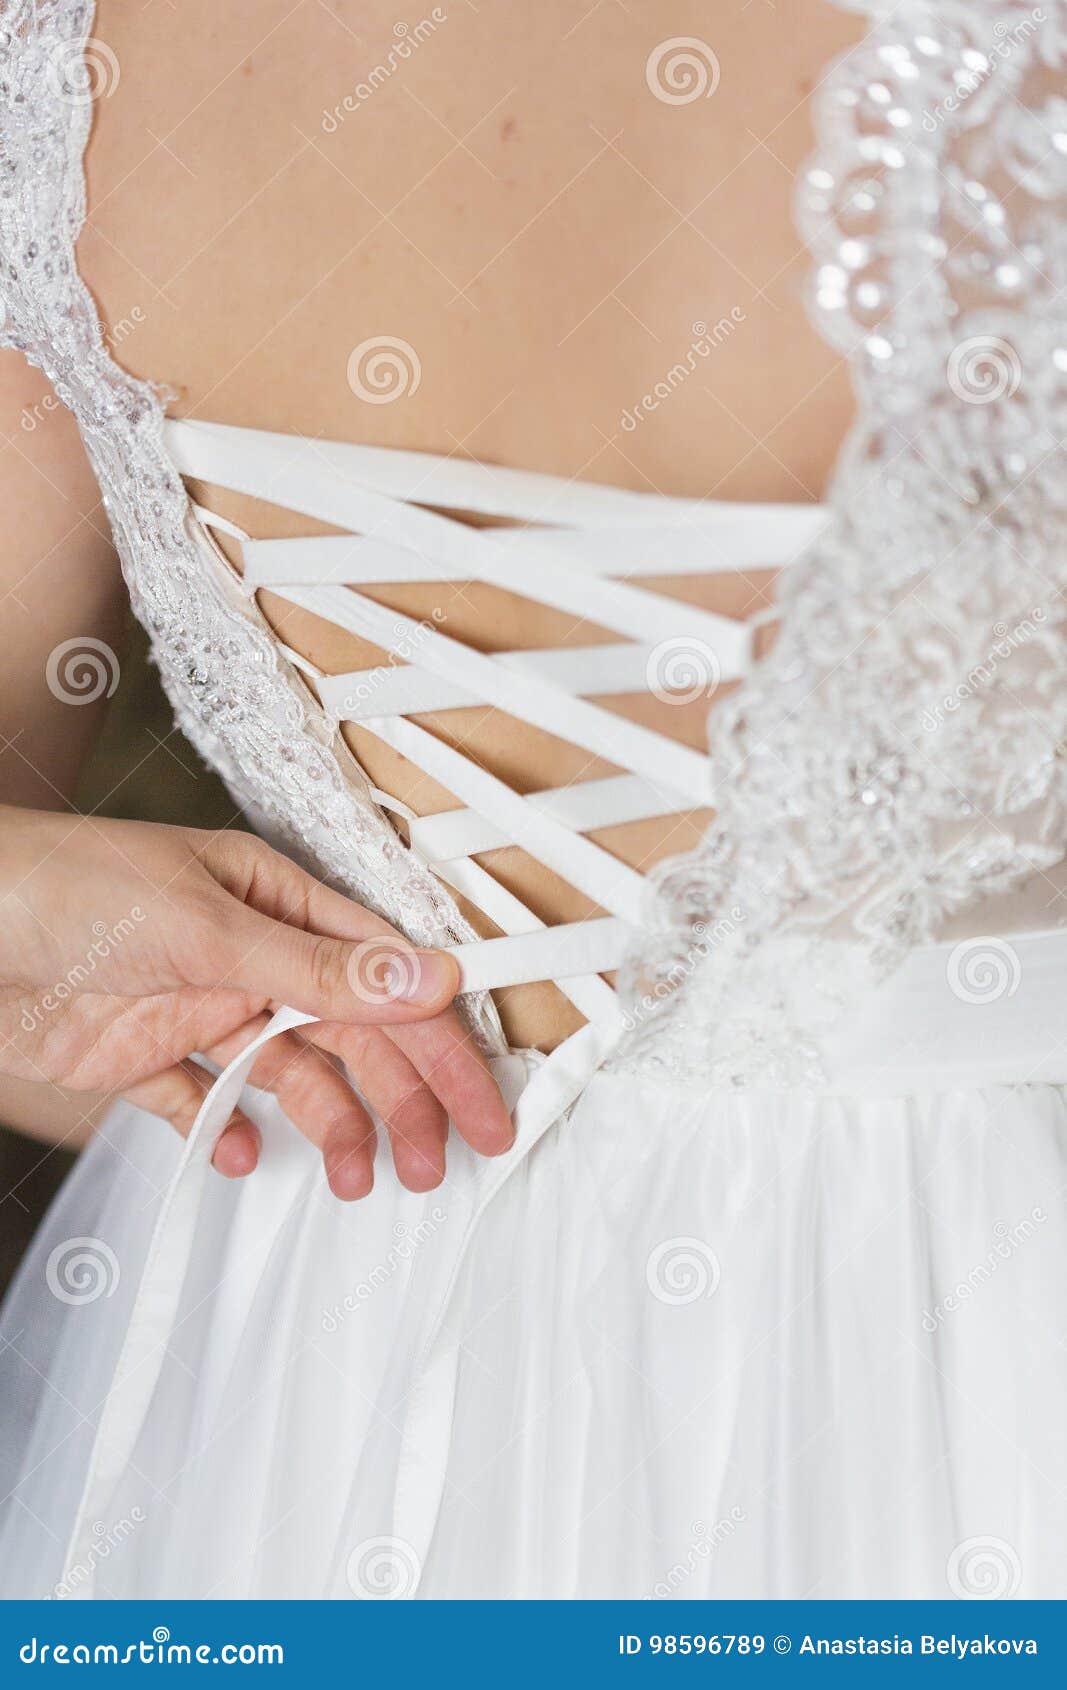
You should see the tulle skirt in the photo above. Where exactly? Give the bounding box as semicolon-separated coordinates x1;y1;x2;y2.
2;933;1066;1600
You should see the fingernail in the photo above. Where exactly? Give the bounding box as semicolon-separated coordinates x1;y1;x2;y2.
347;941;458;1005
402;949;460;1003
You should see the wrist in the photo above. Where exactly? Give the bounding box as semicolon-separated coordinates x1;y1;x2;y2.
0;803;72;880
0;808;83;987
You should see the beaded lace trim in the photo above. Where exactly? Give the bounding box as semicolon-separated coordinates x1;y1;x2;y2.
616;0;1067;1083
0;0;504;1056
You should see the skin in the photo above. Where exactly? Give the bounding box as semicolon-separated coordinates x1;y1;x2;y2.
0;807;514;1195
0;1;866;1167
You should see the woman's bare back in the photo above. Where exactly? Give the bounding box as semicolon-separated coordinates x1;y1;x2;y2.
82;0;861;1049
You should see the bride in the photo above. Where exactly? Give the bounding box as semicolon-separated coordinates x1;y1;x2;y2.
0;0;1065;1598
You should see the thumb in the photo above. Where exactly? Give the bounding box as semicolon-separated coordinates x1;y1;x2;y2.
220;907;461;1022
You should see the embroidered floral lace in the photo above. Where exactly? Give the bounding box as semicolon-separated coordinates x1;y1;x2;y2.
617;0;1067;1082
2;0;1065;1084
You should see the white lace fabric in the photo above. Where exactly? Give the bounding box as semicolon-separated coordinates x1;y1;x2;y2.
1;0;1066;1086
617;0;1067;1081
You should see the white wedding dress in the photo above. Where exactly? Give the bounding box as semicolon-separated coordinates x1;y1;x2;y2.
1;0;1066;1600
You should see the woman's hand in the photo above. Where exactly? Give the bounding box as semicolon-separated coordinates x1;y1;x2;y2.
0;807;513;1197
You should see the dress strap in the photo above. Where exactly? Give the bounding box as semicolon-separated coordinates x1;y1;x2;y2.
168;416;823;542
313;640;723;719
169;420;792;654
404;773;689;860
185;411;803;1011
274;581;710;804
364;711;646;924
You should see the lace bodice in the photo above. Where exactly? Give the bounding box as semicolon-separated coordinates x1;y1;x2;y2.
618;0;1067;1081
2;0;1066;1086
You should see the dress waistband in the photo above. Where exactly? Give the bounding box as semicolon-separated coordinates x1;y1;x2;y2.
820;926;1067;1095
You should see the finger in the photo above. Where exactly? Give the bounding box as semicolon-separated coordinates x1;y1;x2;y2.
321;1110;378;1203
193;833;508;1156
202;831;418;944
124;1058;261;1179
211;1118;262;1180
314;1006;513;1168
199;831;461;1020
312;1023;448;1193
202;1017;378;1201
217;905;461;1025
387;1010;515;1159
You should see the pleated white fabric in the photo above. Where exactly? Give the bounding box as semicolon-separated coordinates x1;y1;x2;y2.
1;933;1065;1600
